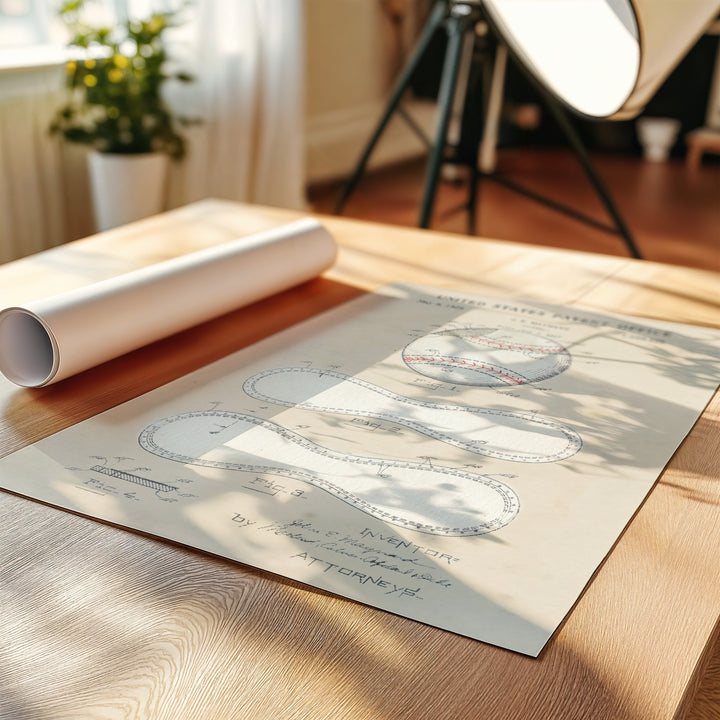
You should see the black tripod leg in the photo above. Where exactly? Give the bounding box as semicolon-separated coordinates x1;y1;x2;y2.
467;157;480;235
464;51;486;237
419;10;473;228
334;0;447;214
465;36;497;235
541;91;643;259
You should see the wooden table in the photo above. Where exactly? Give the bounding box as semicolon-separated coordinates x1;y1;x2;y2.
1;199;719;720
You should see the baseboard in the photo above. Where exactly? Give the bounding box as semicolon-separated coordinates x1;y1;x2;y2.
305;98;437;185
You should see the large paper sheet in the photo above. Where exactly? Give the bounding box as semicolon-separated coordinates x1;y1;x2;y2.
1;285;718;656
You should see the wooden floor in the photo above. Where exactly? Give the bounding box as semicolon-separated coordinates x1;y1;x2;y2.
309;148;720;272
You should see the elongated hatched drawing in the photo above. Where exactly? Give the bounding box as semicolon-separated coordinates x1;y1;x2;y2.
402;328;571;386
138;411;520;536
243;367;581;462
91;464;177;493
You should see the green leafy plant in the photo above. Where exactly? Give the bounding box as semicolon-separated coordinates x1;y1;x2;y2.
50;1;193;158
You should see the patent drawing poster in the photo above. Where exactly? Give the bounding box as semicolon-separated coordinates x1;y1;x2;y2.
1;285;719;656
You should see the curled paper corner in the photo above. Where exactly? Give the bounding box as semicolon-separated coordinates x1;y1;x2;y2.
0;308;59;387
0;218;337;388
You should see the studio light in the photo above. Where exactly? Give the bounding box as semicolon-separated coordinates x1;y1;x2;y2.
483;0;720;119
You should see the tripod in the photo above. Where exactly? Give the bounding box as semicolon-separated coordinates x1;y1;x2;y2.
334;0;642;259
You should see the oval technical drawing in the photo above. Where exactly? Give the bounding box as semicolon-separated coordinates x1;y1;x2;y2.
138;411;520;537
402;327;571;386
243;367;581;463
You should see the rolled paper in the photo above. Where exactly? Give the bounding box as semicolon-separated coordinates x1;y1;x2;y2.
0;218;337;388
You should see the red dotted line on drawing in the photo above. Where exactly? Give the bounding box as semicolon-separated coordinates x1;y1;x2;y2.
466;336;564;354
403;355;525;384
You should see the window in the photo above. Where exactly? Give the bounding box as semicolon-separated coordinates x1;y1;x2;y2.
0;1;137;68
0;0;54;48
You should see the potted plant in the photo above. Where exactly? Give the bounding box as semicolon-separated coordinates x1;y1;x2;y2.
50;0;193;231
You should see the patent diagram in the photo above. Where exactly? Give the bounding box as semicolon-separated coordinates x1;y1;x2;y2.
69;458;197;502
138;410;520;536
243;367;581;463
402;327;571;386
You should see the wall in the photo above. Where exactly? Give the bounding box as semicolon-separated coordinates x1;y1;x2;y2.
304;0;435;184
0;63;94;264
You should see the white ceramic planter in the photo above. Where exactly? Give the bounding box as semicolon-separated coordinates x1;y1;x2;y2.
87;151;169;231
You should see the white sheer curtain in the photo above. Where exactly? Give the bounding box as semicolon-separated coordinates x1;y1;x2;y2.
167;0;306;210
0;0;306;263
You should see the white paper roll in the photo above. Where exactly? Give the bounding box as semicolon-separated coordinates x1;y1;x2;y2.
0;218;337;387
